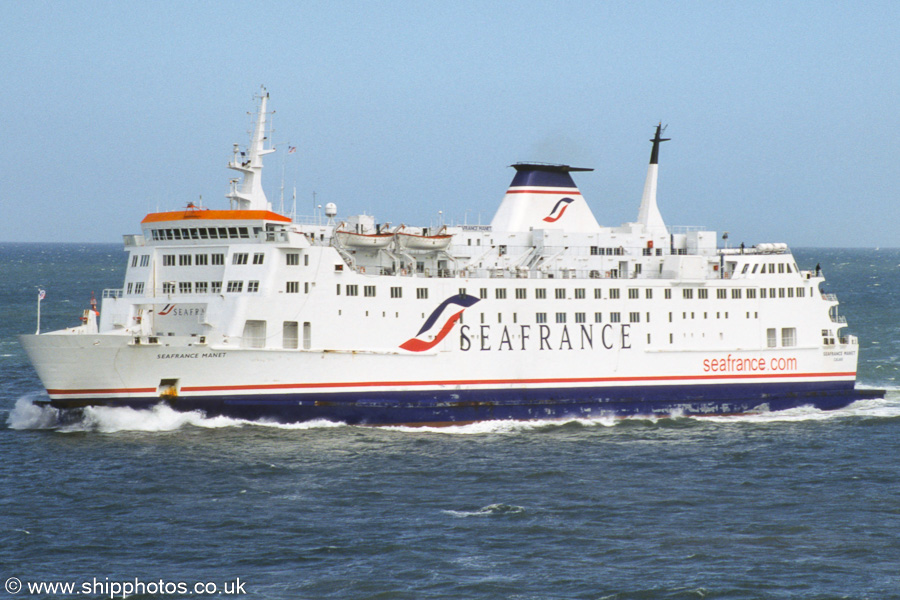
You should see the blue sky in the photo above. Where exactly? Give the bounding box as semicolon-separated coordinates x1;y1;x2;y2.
2;1;898;247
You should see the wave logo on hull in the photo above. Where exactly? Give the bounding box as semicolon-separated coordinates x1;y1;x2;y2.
158;304;176;316
400;294;480;352
542;197;575;223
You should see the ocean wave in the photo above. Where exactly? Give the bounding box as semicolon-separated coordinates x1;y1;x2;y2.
442;503;526;518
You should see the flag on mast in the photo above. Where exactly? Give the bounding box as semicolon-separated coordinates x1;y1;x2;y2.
38;289;46;301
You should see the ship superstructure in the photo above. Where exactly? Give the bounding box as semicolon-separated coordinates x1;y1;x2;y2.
20;89;883;424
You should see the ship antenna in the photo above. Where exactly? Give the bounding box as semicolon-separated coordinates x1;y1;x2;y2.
291;186;297;222
649;122;670;165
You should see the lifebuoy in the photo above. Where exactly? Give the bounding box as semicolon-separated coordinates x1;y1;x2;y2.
401;268;407;276
359;266;365;274
605;271;611;278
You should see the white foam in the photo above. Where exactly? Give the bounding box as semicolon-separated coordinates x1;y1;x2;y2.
442;503;526;517
7;395;60;430
380;415;620;435
699;396;900;424
6;397;347;433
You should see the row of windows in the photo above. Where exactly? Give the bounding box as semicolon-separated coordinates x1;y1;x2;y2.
767;327;797;347
741;262;800;275
456;311;639;325
150;226;254;241
161;253;226;266
156;252;313;268
286;253;309;266
138;279;811;302
331;284;809;301
159;252;270;266
232;252;266;265
147;280;261;295
130;255;152;268
590;246;627;256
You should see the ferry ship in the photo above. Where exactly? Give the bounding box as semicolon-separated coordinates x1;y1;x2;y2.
20;88;884;425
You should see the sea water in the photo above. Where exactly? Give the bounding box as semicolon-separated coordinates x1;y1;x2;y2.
1;243;898;599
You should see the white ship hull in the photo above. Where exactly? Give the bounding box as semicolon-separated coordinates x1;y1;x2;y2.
20;326;866;424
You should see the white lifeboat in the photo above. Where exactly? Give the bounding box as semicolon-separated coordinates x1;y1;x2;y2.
334;226;394;248
396;226;453;251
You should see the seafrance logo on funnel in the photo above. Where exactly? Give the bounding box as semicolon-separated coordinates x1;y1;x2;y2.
542;197;574;222
400;294;480;352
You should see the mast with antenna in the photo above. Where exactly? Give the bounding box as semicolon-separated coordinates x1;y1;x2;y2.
636;122;670;235
226;86;275;211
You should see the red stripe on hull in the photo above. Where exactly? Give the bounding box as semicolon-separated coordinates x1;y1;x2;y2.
46;372;858;396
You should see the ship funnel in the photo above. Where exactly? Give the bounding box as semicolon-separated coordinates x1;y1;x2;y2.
636;123;669;235
489;163;601;233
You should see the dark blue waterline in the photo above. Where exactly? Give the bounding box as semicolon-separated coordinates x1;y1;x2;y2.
48;381;884;425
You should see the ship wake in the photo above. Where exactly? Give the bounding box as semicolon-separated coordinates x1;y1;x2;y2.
6;397;346;433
